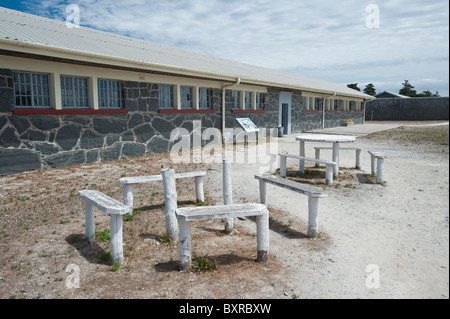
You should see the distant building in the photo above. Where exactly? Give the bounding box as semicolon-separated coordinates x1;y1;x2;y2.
375;91;411;99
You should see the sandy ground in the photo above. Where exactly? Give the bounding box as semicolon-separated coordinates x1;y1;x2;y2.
0;121;448;299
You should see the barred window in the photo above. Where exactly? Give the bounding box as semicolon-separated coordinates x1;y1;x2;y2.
231;90;240;109
199;88;212;109
349;101;356;110
61;76;90;108
158;84;174;108
314;98;323;110
244;91;252;109
13;71;51;108
98;79;122;108
334;99;343;110
256;93;265;109
180;86;194;109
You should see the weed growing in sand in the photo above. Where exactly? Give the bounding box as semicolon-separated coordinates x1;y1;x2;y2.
95;229;110;242
157;234;173;246
191;254;216;272
111;263;120;272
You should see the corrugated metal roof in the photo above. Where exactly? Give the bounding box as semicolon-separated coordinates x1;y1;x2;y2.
0;7;372;99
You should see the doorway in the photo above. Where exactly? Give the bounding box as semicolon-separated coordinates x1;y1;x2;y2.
281;103;289;135
279;92;292;135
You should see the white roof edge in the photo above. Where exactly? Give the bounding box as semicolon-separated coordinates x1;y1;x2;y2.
0;7;374;100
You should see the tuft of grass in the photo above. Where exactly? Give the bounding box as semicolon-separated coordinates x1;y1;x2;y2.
95;229;110;242
191;254;216;272
156;234;173;246
111;263;120;272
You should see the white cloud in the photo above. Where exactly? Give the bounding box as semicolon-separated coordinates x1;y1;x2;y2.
19;0;450;96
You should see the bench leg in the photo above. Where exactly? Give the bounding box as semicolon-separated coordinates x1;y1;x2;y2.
376;158;385;184
256;213;269;262
110;214;124;264
179;220;192;272
195;176;205;203
356;149;362;170
268;153;278;174
299;141;305;174
259;180;267;205
315;148;320;167
332;142;339;177
370;155;376;175
325;164;333;186
85;202;95;243
123;184;133;211
162;169;179;242
223;159;234;233
280;155;287;178
307;197;319;238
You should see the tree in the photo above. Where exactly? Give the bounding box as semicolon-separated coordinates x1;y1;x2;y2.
347;83;360;91
399;80;417;97
363;83;376;96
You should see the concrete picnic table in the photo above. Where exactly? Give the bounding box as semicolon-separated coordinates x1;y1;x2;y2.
295;133;356;176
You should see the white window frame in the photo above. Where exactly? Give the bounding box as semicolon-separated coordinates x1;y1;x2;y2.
199;87;212;109
158;84;175;109
98;79;122;109
180;85;194;109
13;71;52;108
60;75;90;108
256;92;265;109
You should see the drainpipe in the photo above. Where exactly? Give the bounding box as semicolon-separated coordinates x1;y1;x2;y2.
221;78;241;143
323;92;336;129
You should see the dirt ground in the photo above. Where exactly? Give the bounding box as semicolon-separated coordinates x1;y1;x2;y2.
0;121;448;299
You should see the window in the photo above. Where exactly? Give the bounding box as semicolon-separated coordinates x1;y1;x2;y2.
349;101;356;111
98;79;122;108
61;76;90;108
231;90;240;109
334;99;343;110
158;84;174;108
13;71;51;108
302;96;308;110
199;88;212;109
314;98;323;110
256;93;265;109
180;86;194;109
244;91;252;109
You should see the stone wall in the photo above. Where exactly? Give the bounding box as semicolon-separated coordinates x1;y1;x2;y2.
365;97;449;121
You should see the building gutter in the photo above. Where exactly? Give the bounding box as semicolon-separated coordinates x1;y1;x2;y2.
221;78;241;143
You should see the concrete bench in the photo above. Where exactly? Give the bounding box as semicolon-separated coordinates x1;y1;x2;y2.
175;203;269;272
368;150;386;184
279;152;335;185
314;146;362;170
119;171;206;209
78;190;132;264
255;173;328;238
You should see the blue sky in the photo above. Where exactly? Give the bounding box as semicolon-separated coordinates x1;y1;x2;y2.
1;0;449;96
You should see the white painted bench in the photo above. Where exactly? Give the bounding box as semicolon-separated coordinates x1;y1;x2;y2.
255;173;328;238
314;147;362;170
279;152;335;185
118;171;206;209
368;150;386;184
175;203;269;272
78;190;132;264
